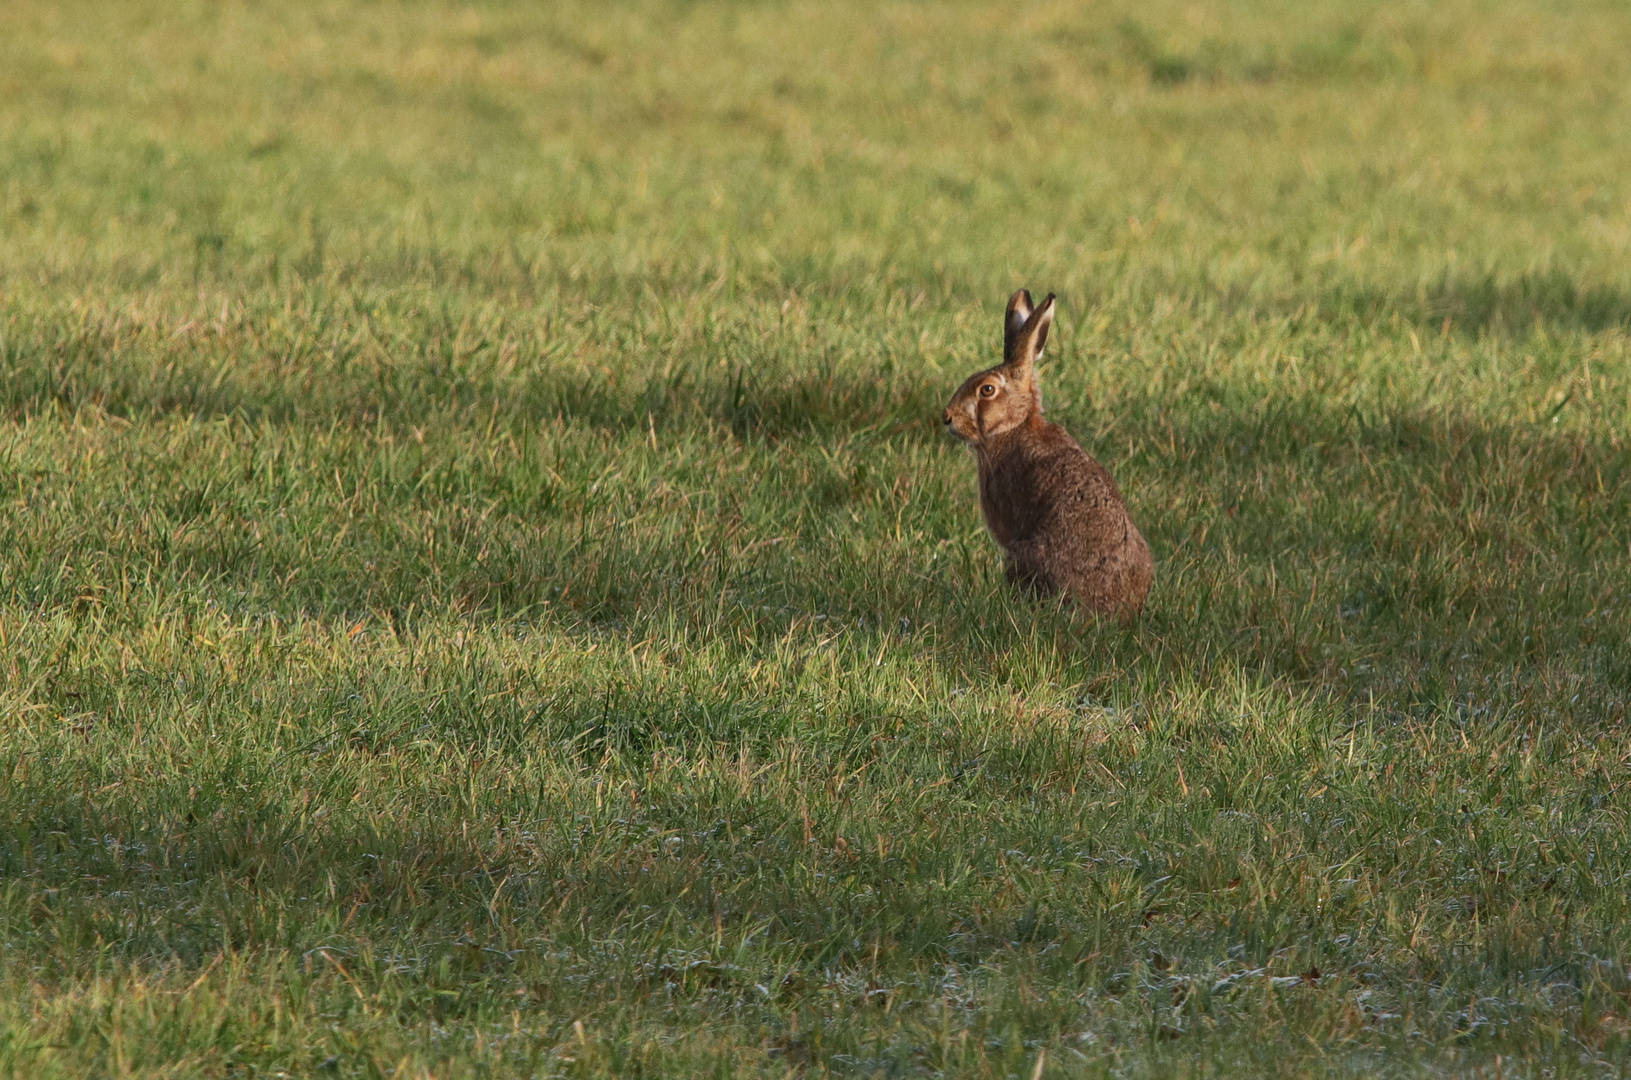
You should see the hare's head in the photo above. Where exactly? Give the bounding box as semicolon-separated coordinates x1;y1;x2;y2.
943;290;1055;446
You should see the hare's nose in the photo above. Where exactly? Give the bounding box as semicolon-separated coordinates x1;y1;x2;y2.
942;409;953;425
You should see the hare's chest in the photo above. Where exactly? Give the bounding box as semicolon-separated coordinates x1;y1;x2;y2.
976;456;1050;548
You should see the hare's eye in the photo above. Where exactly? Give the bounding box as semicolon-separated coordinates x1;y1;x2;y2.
978;383;997;398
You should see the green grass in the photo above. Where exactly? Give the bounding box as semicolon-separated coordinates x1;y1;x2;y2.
3;0;1631;1075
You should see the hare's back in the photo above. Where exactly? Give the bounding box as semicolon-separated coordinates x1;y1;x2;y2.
1044;437;1153;613
1034;431;1131;529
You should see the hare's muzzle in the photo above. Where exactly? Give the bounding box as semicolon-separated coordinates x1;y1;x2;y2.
942;409;953;426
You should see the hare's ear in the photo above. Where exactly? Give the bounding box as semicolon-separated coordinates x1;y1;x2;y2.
1003;294;1054;413
1008;293;1055;372
1003;289;1035;364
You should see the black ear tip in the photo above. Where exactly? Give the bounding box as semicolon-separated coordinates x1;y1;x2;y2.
1041;293;1057;309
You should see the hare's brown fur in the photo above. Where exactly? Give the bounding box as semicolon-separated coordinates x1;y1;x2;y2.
943;291;1153;618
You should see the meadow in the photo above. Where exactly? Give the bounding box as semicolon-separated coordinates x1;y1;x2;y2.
3;0;1631;1075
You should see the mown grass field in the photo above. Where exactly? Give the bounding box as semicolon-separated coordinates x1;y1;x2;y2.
3;0;1631;1075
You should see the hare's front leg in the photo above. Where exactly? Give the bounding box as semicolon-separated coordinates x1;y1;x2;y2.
1004;549;1057;597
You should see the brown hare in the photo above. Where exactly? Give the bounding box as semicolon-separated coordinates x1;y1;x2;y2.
943;290;1153;619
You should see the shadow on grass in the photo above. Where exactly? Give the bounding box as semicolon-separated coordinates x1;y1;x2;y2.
6;283;1631;705
0;311;944;443
9;263;1631;435
9;371;1629;716
4;649;1621;1034
1304;269;1631;335
0;716;1118;984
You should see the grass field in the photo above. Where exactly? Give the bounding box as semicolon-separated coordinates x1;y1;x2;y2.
4;0;1631;1075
